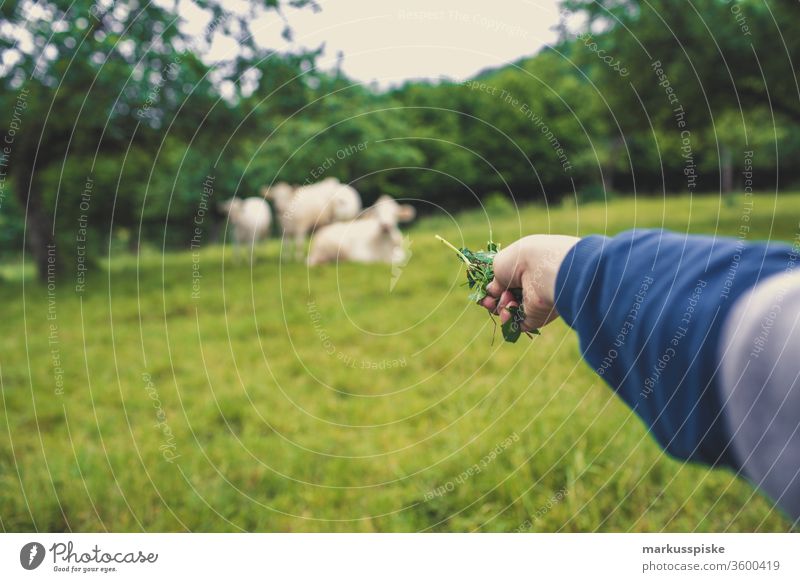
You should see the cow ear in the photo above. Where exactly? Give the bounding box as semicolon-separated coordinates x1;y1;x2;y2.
397;204;416;223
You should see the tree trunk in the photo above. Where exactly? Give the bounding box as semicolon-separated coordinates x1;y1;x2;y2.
127;229;140;255
16;169;57;284
602;136;624;193
721;145;733;195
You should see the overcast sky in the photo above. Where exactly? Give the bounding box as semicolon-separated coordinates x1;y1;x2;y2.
188;0;566;88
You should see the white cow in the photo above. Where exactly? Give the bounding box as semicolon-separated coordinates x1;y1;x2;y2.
307;195;416;266
262;177;362;260
218;197;271;261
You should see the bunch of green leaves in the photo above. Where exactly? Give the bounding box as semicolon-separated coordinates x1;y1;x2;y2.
436;236;539;343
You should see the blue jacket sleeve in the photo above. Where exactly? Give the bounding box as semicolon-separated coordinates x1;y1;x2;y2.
554;229;794;468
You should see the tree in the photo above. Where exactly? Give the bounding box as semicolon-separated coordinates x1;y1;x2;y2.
561;0;800;193
0;0;313;281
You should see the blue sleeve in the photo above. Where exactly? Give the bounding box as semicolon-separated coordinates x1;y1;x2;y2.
554;229;795;468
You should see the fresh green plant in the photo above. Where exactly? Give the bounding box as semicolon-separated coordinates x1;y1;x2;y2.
435;235;539;342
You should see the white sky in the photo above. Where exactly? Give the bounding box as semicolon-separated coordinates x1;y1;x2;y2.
186;0;566;88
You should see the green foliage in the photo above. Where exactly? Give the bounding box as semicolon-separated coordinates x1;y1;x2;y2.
577;184;614;204
560;0;800;193
0;0;315;278
482;192;516;215
502;305;531;343
4;0;800;278
0;188;25;259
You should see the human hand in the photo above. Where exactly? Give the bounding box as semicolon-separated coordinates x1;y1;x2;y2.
480;235;580;332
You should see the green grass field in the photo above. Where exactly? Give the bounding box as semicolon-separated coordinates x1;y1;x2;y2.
1;192;797;532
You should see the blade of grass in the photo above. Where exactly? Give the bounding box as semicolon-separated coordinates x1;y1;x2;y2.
435;235;471;267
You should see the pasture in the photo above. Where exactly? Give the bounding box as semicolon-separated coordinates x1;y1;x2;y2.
1;192;797;532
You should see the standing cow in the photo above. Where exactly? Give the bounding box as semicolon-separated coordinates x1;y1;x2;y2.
262;177;362;260
307;195;416;266
218;197;271;262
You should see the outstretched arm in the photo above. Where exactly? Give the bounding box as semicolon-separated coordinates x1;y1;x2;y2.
484;229;798;521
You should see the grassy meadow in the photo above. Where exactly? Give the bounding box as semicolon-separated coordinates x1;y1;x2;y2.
1;192;798;532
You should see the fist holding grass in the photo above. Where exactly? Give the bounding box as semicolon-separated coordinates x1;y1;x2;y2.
437;233;580;341
480;235;581;332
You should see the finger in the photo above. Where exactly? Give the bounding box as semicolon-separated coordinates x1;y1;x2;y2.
499;300;518;324
491;244;525;290
485;279;504;298
496;290;516;314
480;296;497;312
521;309;543;333
520;295;559;332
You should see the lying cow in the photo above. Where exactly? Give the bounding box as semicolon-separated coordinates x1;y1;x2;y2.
307;195;416;266
262;177;361;260
218;197;271;261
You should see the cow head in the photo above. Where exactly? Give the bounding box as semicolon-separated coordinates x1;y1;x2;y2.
218;197;242;218
372;195;416;230
261;182;294;204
